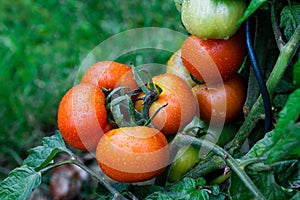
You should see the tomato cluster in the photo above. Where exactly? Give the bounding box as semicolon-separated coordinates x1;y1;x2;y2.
57;60;199;182
57;0;247;184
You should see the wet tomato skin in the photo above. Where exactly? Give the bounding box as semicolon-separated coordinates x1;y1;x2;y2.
57;83;107;151
136;74;198;135
192;74;246;124
96;126;170;182
181;29;246;84
81;61;138;91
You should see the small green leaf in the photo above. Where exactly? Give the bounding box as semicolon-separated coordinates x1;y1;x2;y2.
195;177;206;187
23;131;69;171
0;165;41;200
189;189;209;200
280;5;300;40
169;177;196;193
238;0;268;25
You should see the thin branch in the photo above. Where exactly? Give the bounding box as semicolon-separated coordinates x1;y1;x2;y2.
271;0;286;50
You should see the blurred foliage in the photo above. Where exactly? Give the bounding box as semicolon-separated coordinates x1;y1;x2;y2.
0;0;185;179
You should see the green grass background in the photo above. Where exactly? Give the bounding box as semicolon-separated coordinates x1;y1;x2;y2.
0;0;186;179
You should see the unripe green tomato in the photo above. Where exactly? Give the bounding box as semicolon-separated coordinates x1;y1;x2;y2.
181;0;246;39
168;145;200;182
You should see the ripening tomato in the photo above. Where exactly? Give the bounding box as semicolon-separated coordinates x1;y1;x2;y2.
181;29;246;84
96;126;170;182
135;74;198;135
57;83;107;151
166;49;197;88
192;74;246;124
81;61;138;91
180;0;246;39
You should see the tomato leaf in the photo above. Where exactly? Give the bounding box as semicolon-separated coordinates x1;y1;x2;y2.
0;165;41;200
267;123;300;163
169;177;197;193
229;166;295;200
269;89;300;144
245;89;300;159
272;159;300;189
189;189;210;200
23;131;69;171
244;130;274;158
280;5;300;40
238;0;268;25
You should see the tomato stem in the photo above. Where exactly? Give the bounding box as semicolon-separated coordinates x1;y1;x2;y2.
229;24;300;154
173;134;266;199
271;0;285;50
143;103;168;126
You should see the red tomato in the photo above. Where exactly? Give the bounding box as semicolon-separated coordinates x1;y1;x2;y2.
57;83;107;151
192;74;246;124
181;29;246;84
136;74;198;135
81;61;138;91
96;126;170;182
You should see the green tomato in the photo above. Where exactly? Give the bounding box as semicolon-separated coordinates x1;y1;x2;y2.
168;145;200;182
181;0;246;39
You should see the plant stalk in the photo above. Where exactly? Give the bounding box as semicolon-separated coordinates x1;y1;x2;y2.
229;24;300;154
173;134;266;199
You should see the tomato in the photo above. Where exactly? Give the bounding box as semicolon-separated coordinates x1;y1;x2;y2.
166;49;197;88
57;83;107;151
96;126;170;182
180;0;246;39
192;74;246;124
181;29;246;84
136;74;198;135
81;61;138;91
168;145;200;182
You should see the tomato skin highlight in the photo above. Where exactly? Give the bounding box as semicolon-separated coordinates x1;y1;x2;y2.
136;74;198;135
81;61;138;91
57;83;107;151
96;126;170;183
181;30;246;84
192;74;246;124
